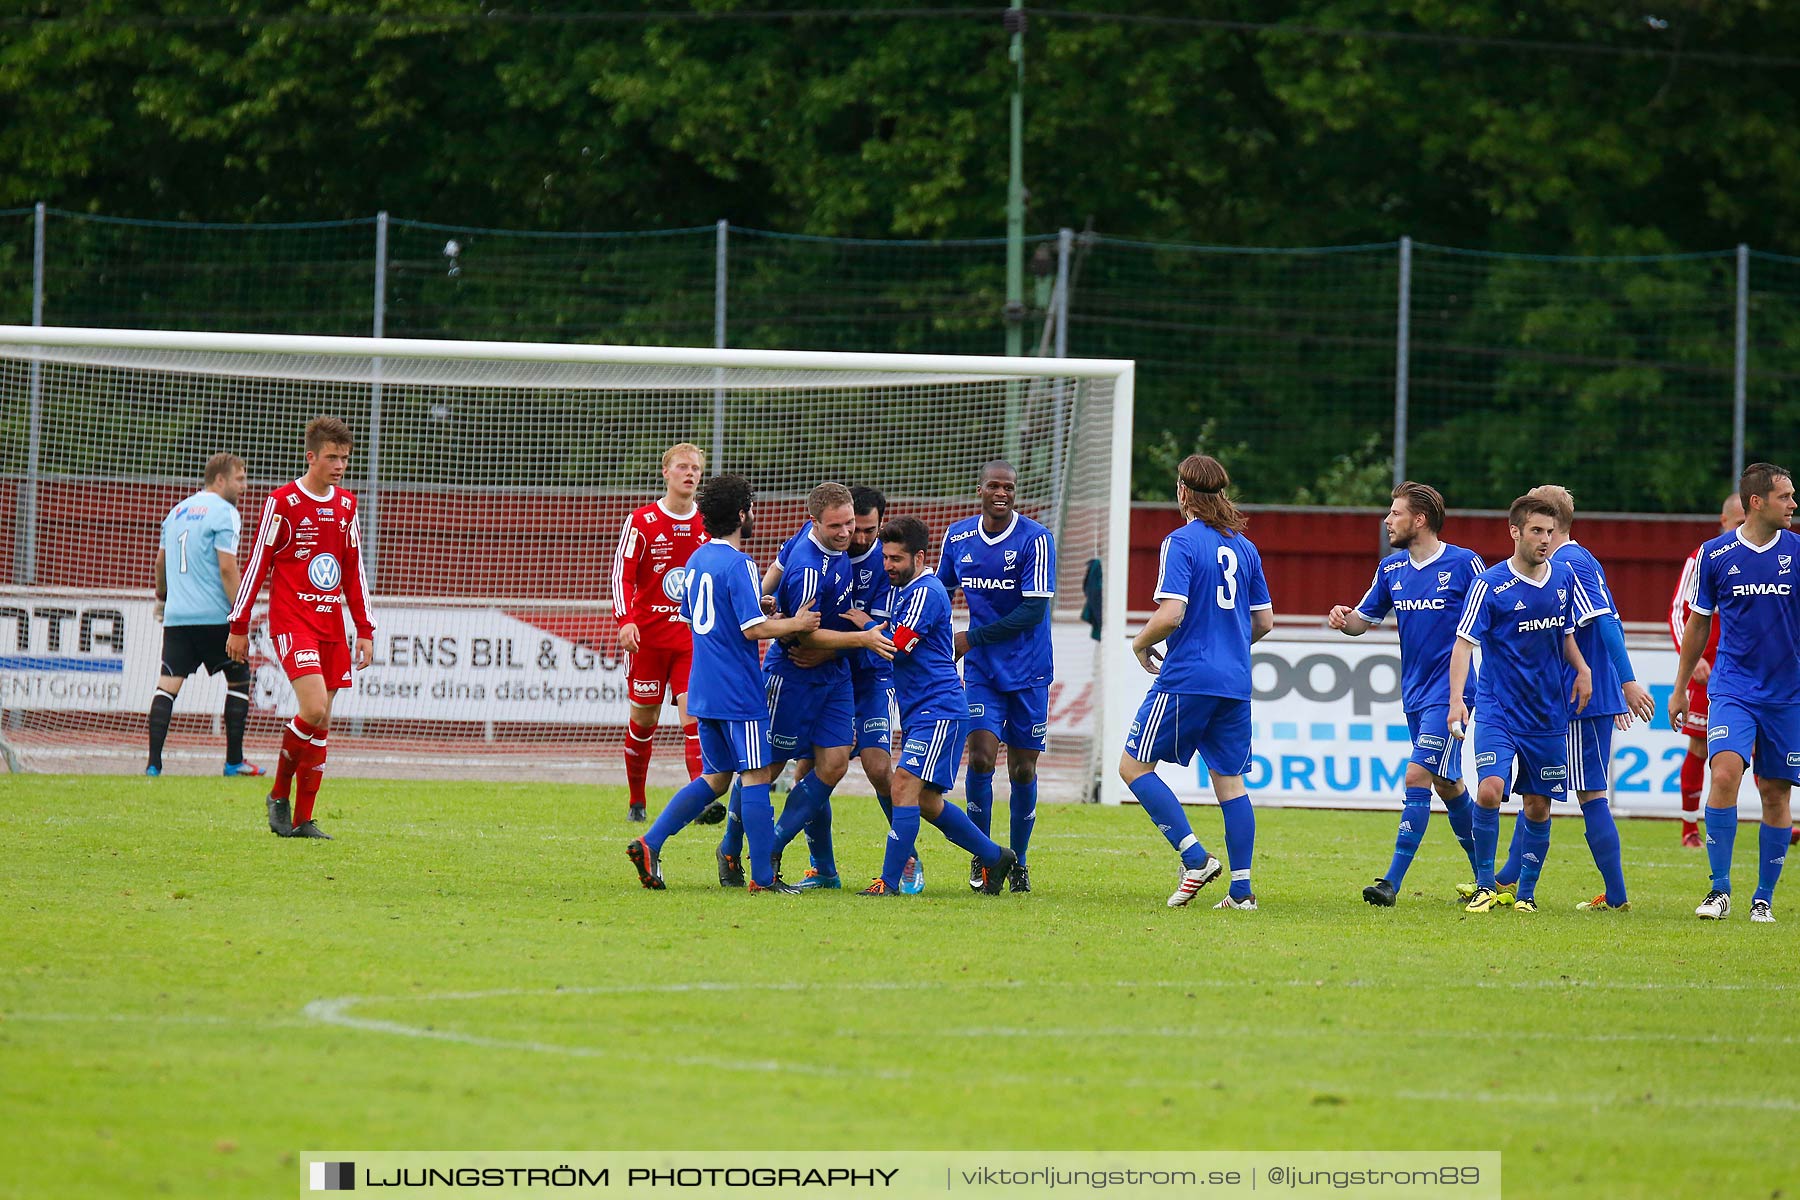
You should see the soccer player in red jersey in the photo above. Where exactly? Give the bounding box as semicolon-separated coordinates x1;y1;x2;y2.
225;417;375;840
1670;492;1745;847
612;443;710;822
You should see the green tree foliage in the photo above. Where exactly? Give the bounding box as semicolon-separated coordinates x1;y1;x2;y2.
2;1;1797;507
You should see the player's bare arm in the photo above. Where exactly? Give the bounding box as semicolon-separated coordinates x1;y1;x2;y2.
1563;632;1593;714
1131;597;1186;675
1327;604;1371;635
748;596;821;642
1447;637;1474;737
1668;609;1713;730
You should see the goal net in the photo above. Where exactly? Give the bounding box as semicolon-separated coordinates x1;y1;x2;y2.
0;325;1134;802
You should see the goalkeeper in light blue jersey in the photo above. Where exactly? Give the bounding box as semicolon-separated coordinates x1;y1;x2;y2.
147;452;264;779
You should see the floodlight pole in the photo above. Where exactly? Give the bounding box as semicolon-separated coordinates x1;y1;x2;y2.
1003;2;1027;461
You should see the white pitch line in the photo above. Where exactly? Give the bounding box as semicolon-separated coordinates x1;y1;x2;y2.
296;985;1800;1113
1394;1086;1800;1114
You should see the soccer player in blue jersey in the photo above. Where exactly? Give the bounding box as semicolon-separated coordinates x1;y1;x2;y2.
757;483;894;888
1328;481;1484;906
858;516;1018;896
730;487;923;892
1486;485;1657;912
147;453;265;778
1120;455;1273;910
627;474;821;892
1670;463;1800;923
1448;496;1596;915
938;461;1055;894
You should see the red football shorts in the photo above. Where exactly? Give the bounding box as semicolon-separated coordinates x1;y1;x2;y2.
1682;678;1710;738
626;642;692;707
274;628;354;690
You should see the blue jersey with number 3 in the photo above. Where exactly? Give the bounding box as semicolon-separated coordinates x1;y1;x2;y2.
678;541;771;721
1149;520;1272;699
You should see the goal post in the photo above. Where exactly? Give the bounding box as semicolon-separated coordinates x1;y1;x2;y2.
0;324;1136;802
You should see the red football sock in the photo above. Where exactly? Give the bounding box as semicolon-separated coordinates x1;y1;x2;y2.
683;723;703;779
624;719;655;806
293;734;328;825
272;717;319;802
1680;750;1704;819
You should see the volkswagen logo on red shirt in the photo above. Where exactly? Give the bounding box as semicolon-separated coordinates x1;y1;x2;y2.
307;553;342;591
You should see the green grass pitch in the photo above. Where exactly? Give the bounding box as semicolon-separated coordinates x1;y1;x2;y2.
3;775;1795;1199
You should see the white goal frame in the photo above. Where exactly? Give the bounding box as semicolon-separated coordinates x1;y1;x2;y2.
0;324;1138;803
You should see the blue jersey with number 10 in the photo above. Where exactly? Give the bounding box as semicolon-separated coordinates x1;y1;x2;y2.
678;541;771;722
1149;519;1272;700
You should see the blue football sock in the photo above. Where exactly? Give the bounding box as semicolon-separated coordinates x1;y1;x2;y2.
802;797;837;877
1472;805;1500;889
773;772;832;853
876;792;893;825
1754;822;1790;904
739;782;776;887
1705;805;1738;893
1220;794;1256;899
1515;815;1551;902
1127;773;1209;869
718;777;745;858
1580;796;1627;906
1442;788;1480;878
966;770;994;836
1495;811;1526;887
645;776;720;853
1010;778;1037;866
925;800;1003;865
1386;787;1432;887
882;806;921;890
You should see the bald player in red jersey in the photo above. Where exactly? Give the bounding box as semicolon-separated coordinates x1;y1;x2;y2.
1670;492;1744;847
227;416;376;841
612;443;710;821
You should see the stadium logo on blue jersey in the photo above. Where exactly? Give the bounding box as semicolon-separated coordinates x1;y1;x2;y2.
307;554;342;591
661;566;690;603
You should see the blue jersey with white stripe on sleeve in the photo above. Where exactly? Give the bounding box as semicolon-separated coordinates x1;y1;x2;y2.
935;512;1056;690
1147;519;1272;700
1551;541;1623;717
1690;526;1800;705
763;528;855;684
161;489;243;626
1455;558;1599;735
776;522;892;678
886;573;969;726
678;540;772;721
1354;543;1484;714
